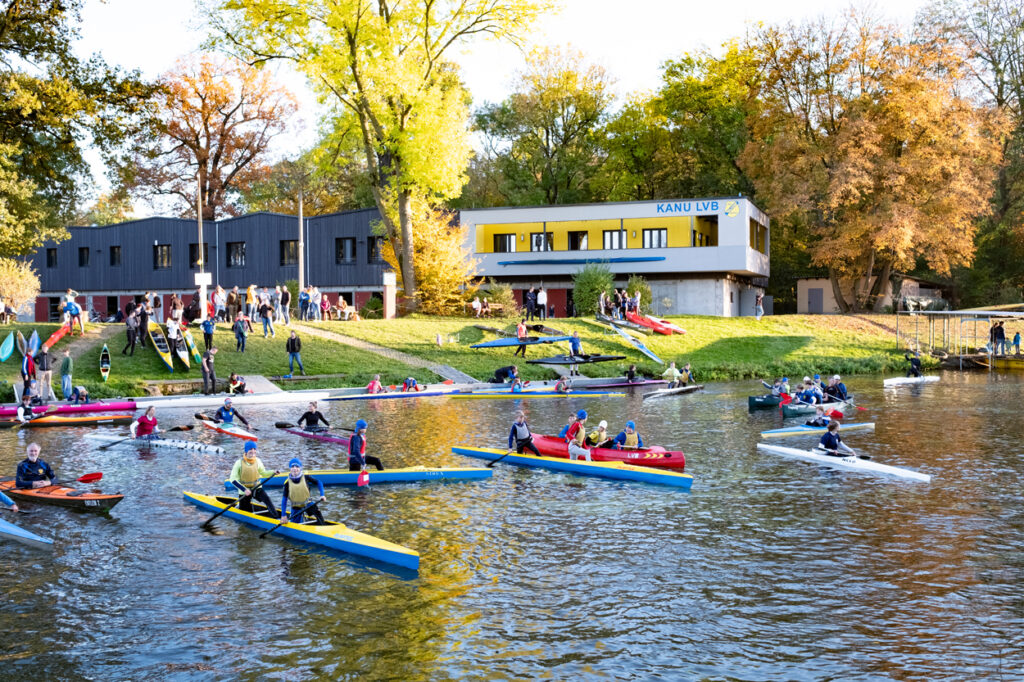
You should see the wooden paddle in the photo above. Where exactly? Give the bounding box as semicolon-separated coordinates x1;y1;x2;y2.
201;476;273;527
260;498;323;538
98;424;194;450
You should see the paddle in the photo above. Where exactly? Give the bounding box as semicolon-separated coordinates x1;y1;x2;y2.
200;476;274;527
1;506;31;514
487;449;515;468
275;421;354;432
196;412;255;432
13;403;60;430
99;424;194;450
816;448;871;460
260;498;322;539
46;472;103;486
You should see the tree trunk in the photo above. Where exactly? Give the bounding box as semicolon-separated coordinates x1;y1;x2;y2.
853;251;875;312
867;260;892;311
828;268;851;313
397;190;418;309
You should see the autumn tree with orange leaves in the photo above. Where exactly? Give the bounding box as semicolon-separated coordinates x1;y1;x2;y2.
740;12;1006;312
122;54;297;219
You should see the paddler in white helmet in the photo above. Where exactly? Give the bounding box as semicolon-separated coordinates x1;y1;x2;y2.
280;457;326;525
612;421;645;450
228;441;279;516
563;410;591;461
585;420;612;448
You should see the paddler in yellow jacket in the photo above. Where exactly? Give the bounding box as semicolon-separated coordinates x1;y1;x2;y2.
280;458;326;525
612;421;645;450
228;441;279;516
585;420;613;448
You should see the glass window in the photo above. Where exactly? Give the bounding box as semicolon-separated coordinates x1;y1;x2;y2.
530;232;553;252
109;245;121;266
367;236;385;264
642;229;668;249
602;230;622;250
153;244;171;270
335;237;355;264
568;231;588;250
226;242;245;268
492;233;516;253
280;239;298;266
46;248;57;268
78;247;90;267
189;243;209;269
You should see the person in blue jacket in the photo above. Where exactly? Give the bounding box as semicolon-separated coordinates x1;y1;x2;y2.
215;398;251;429
348;419;384;471
16;443;56;489
818;422;856;457
280;458;326;525
612;421;645;450
568;331;585;376
507;411;540;455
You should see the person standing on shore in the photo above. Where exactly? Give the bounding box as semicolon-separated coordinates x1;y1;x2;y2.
285;331;305;376
280;285;291;326
201;316;215;351
272;285;282;322
226;286;239;321
755;292;764;321
537;287;547;321
525;286;537;322
259;298;275;338
512;319;529;357
123;308;138;355
60;349;73;401
33;346;54;403
233;314;248;352
202;347;218;394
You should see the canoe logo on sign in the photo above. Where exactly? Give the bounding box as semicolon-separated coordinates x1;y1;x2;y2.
723;200;740;217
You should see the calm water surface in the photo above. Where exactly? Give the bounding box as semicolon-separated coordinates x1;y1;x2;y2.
1;373;1022;680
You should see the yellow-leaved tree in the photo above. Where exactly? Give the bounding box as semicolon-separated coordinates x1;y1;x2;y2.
0;258;40;315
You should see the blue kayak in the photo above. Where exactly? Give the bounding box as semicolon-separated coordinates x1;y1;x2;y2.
223;466;493;490
27;330;40;356
608;324;663;364
0;332;13;362
470;336;573;348
0;516;54;550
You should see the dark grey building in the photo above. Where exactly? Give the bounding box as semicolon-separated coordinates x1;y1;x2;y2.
29;208;390;321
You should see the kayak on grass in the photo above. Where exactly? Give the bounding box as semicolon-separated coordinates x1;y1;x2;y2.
167;322;190;369
199;419;258;441
755;443;931;482
0;331;13;362
0;414;133;429
100;344;110;382
0;478;124;511
451;390;626;400
42;323;71;351
595;313;651;335
180;323;203;364
0;400;136;418
625;310;673;335
147;319;174;372
530;434;686;469
0;516;54;550
748;394;783;410
183;491;420;570
643;384;703;400
223;466;493;490
452;446;693;489
528;323;568;335
470;335;573;349
527;354;626;365
84;433;225;453
27;330;40;356
645;314;686;334
608;323;663;364
781;399;854;418
883;376;940;387
760;423;876;439
15;331;27;357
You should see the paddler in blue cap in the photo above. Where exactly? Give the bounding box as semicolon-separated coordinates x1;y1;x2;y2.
563;410;591;461
228;441;278;516
280;458;326;525
348;419;385;471
612;421;645;450
215;397;251;429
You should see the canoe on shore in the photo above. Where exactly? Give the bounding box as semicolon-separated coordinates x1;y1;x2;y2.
760;423;875;439
147;320;174;373
531;434;686;469
183;491;420;570
0;478;124;511
756;443;931;482
0;516;54;550
223;466;493;490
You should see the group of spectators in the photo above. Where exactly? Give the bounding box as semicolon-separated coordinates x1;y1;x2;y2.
599;289;641;319
988;321;1021;355
523;286;551;321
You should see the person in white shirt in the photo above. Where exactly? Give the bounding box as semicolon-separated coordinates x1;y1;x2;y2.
537;288;548;320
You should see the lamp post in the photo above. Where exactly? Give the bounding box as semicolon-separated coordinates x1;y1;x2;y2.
195;174;211;321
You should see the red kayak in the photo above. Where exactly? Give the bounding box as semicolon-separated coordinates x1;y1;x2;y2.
625;311;673;335
531;434;686;469
42;323;72;351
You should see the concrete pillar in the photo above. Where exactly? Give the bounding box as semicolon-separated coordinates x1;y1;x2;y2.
383;272;397;320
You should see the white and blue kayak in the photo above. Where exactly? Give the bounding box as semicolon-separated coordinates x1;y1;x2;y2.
756;443;930;482
85;433;225;453
883;375;940;387
223;466;492;490
760;423;875;439
0;516;54;550
470;336;572;348
609;323;663;364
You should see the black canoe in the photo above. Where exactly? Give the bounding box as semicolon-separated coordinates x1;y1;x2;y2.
748;394;783;410
528;354;626;365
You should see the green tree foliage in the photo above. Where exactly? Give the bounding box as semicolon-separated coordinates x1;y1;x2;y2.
572;263;613;316
626;274;652;310
479;277;519;317
75;189;135;226
591;96;674;201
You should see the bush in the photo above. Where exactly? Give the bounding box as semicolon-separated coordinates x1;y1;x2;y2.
626;274;652;310
572;263;614;317
360;295;384;319
480;278;519;318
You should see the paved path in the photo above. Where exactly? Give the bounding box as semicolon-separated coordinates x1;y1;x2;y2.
243;375;282;393
293;323;479;384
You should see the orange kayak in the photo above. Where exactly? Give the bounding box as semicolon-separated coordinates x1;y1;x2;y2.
0;478;123;511
0;414;133;429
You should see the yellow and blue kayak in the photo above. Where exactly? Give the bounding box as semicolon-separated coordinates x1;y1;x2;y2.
451;390;626;400
452;446;693;489
760;422;875;439
0;515;53;550
183;491;420;570
222;466;493;490
147;319;174;372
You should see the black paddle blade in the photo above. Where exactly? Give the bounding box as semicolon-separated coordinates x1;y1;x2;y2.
275;422;295;429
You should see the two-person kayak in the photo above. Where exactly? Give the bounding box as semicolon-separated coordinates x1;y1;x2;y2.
529;434;686;469
222;466;493;490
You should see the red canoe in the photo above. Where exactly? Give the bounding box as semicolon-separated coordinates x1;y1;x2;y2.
41;323;72;351
625;311;673;335
531;434;686;469
0;400;137;418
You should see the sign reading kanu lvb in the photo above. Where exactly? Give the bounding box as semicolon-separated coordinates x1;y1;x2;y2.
656;200;725;214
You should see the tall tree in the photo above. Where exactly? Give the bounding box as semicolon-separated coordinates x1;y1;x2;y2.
213;0;548;307
123;54;297;220
476;47;615;205
740;12;1005;311
0;0;152;255
590;94;674;201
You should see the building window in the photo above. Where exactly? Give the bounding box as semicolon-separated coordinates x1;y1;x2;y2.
335;237;355;264
603;230;623;250
78;247;90;267
568;231;588;250
110;246;121;266
493;233;516;253
189;243;209;269
153;244;171;270
530;232;553;252
46;248;57;268
226;242;246;268
280;239;298;266
642;228;668;249
367;236;386;264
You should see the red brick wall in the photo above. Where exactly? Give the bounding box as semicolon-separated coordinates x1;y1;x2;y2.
547;288;568;318
353;291;373;308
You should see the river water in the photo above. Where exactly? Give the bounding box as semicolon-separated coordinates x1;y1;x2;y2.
1;372;1022;680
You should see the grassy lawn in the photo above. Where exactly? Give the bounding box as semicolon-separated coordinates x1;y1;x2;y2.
305;314;921;382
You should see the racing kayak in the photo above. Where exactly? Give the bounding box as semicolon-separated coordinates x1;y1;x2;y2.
0;516;54;550
470;335;573;348
180;323;203;364
0;414;133;429
451;390;626;400
15;331;27;357
781;399;854;418
748;394;782;410
581;379;667;389
100;344;110;382
0;331;13;361
42;323;71;351
0;478;124;510
452;446;693;489
645;314;686;334
595;314;651;335
755;443;931;483
609;323;663;364
527;354;626;365
883;376;940;387
27;330;39;355
147;319;174;372
183;491;420;570
84;433;226;453
281;427;350;448
760;423;876;439
626;310;672;335
223;466;493;490
531;434;686;469
199;419;258;441
324;389;456;402
167;322;189;369
643;384;702;400
0;400;137;417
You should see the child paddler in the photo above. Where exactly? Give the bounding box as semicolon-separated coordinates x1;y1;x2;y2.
761;378;784;396
568;332;584;377
15;394;35;424
563;410;592;461
215;397;251;429
507;411;540;455
229;441;279;516
296;401;329;432
805;406;831;428
586;420;613;448
661;362;683;388
817;422;856;457
366;374;387;394
612;421;645;450
280;458;326;525
348;419;384;471
905;350;923;377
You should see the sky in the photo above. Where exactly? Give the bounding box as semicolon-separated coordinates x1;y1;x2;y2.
75;0;929;203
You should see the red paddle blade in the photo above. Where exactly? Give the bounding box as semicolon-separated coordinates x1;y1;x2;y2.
357;470;369;487
855;406;867;411
827;410;844;419
77;472;103;483
442;379;454;384
781;394;792;405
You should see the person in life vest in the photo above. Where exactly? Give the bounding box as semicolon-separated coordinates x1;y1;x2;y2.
280;458;326;525
512;318;529;358
228;441;279;515
563;410;591;461
366;374;387;394
297;401;330;432
761;378;784;396
662;362;683;388
612;421;645;450
402;377;423;392
132;406;160;439
679;363;696;387
348;419;384;471
805;406;831;428
15;443;56;489
507;411;540;455
15;394;37;424
586;420;613;448
824;375;848;402
804;376;824;403
818;422;856;457
905;350;923;378
215;398;251;428
553;376;572;393
510;377;525;393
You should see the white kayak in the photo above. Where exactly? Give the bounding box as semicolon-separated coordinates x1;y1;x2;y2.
756;443;931;482
85;433;225;453
760;423;875;439
883;376;940;387
643;384;703;400
199;419;258;442
135;389;331;410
